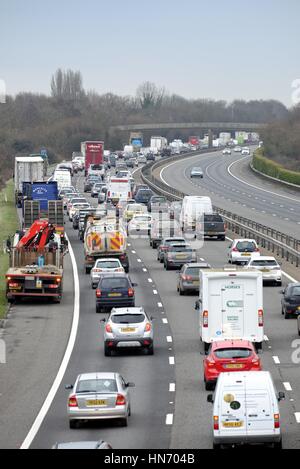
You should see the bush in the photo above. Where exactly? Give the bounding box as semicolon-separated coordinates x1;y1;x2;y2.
253;150;300;186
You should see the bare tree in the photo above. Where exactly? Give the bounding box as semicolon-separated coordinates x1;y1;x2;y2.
136;81;166;110
51;69;84;101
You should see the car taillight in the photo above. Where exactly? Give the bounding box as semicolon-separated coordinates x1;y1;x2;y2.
120;254;126;260
203;310;208;328
213;416;219;430
93;268;101;273
255;248;260;252
232;247;239;252
116;268;124;272
128;288;134;297
96;289;102;298
8;282;20;288
105;323;113;333
116;394;126;406
251;359;260;367
207;359;216;368
108;191;111;197
56;277;61;283
274;414;280;429
68;395;78;408
258;309;263;327
145;323;151;332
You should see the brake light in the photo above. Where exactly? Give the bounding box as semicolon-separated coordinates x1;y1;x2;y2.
56;277;61;283
145;323;151;332
258;309;264;327
274;414;280;429
108;191;111;197
232;247;239;252
203;310;209;328
68;395;78;408
128;288;134;297
116;394;126;406
96;289;102;298
251;359;261;367
213;416;219;430
207;359;216;368
255;248;260;252
105;323;113;333
8;282;20;289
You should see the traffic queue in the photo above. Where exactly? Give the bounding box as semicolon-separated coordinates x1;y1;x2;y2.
49;145;300;450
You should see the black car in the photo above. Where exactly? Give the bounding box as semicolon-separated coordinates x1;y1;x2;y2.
95;273;137;313
281;283;300;319
84;177;102;192
134;189;154;204
146;153;155;161
132;184;148;198
203;213;226;241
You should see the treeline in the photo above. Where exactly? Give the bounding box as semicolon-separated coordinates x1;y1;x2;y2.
261;105;300;171
0;69;289;187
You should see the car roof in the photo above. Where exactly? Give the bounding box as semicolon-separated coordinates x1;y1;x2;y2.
212;340;254;350
54;441;105;449
99;273;128;278
250;256;276;261
234;238;256;243
184;262;211;268
95;258;121;262
111;307;145;315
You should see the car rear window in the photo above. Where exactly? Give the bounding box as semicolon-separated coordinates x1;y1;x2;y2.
185;267;201;276
214;348;252;359
96;261;120;269
165;238;185;245
236;241;256;251
290;287;300;296
111;314;145;324
170;246;193;252
204;215;223;223
77;379;117;393
101;278;129;289
251;259;278;266
71;199;87;204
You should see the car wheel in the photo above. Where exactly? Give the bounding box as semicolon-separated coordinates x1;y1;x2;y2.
179;288;185;296
120;416;128;427
69;420;78;429
104;345;112;357
165;262;170;271
147;345;154;356
96;305;102;314
285;312;291;319
125;266;129;273
205;380;214;391
152;242;156;249
85;267;90;274
281;307;284;315
92;283;96;289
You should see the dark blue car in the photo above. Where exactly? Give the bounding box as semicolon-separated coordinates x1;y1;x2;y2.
96;273;137;313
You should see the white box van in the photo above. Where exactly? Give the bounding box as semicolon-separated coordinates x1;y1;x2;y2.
107;177;132;204
53;169;72;190
207;371;284;449
197;268;263;352
180;196;213;231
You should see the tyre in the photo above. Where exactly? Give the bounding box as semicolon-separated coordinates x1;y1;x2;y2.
125;266;129;273
218;236;225;241
104;345;112;357
165;262;170;271
255;342;262;351
152;242;157;249
285;312;291;319
92;284;96;289
277;282;282;287
179;288;185;296
281;307;284;315
205;381;214;391
147;345;154;356
7;297;15;304
213;443;221;450
69;420;78;429
96;305;102;314
120;416;128;427
53;297;61;304
85;267;90;274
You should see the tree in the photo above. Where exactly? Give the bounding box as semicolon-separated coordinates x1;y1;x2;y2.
136;82;166;110
51;69;84;102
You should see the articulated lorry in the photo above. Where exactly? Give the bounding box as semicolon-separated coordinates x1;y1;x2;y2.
81;141;104;176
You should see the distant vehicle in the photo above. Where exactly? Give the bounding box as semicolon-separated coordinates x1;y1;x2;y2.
241;147;250;155
146;153;155;161
207;371;284;449
244;256;282;286
150;219;182;249
84;176;102;193
222;148;231;155
177;262;211;295
52;440;112;449
69;202;90;222
132;184;148;198
234;146;242;152
53;169;72;190
67;197;88;215
281;283;300;320
91;182;106;198
95;273;137;313
164;244;197;270
228;239;260;265
102;307;154;356
123;203;146;222
128;214;152;235
190;167;204;178
203;340;261;390
90;258;124;289
196;213;226;241
180;196;213;231
134;188;154;205
81;141;104;176
88;164;105;179
56;162;74;177
157;237;187;263
147;195;168;213
66;372;135;428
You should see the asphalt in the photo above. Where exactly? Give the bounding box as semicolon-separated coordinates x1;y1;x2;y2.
158;150;300;238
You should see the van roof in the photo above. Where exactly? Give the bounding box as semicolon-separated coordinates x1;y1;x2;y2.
218;371;272;385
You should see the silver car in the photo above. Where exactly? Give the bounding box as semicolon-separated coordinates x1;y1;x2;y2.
102;307;154;356
66;372;134;428
90;258;124;288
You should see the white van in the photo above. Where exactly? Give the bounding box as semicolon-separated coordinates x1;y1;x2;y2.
180;196;213;231
207;371;284;449
196;268;263;352
107;177;132;205
53;169;72;190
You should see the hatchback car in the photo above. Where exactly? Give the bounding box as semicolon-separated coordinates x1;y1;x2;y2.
190;167;204;178
134;189;154;205
281;283;300;319
164;244;197;270
228;239;260;264
91;182;106;198
177;262;211;295
244;256;282;286
123;203;146;222
203;340;261;390
128;214;152;236
91;258;125;288
222;148;231;155
157;237;187;263
234;146;242;152
66;372;134;428
95;273;136;313
102;307;154;356
69;202;90;222
147;196;168;213
67;197;88;215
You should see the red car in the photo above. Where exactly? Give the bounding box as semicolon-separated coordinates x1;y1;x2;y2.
203;340;261;390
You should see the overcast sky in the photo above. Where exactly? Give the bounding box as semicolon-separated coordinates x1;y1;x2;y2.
1;0;300;106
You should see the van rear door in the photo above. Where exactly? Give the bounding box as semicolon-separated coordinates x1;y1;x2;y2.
221;284;244;338
219;379;247;436
245;383;274;437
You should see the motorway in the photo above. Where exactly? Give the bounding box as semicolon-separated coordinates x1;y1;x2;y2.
158;150;300;238
1;153;300;449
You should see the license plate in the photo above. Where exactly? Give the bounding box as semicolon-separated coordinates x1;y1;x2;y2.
86;399;107;407
224;364;244;369
176;255;187;259
121;327;136;333
207;232;216;235
25;276;35;281
260;269;270;272
241;253;250;256
193;281;199;285
108;293;122;297
222;421;243;428
36;280;42;288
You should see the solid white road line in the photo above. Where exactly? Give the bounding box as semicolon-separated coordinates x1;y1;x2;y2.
20;235;80;449
166;414;174;425
169;383;176;392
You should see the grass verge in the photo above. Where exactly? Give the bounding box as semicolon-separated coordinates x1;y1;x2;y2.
0;181;19;319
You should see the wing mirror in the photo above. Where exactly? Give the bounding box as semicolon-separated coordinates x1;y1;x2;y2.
65;384;74;390
278;392;285;402
207;394;214;404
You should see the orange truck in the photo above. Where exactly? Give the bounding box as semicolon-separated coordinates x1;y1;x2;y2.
84;216;129;273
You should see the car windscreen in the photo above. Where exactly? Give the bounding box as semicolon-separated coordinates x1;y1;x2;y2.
111;314;145;324
96;261;120;269
251;260;278;267
290;286;300;296
101;278;129;289
71;199;86;204
236;241;256;251
77;379;117;393
214;348;252;359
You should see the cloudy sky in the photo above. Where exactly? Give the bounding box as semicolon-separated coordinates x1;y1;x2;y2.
1;0;300;106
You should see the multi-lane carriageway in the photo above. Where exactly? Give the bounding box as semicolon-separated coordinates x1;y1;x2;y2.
0;149;300;449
